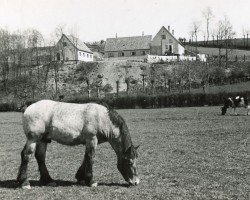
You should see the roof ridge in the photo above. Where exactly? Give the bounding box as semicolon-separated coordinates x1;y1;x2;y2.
107;35;152;40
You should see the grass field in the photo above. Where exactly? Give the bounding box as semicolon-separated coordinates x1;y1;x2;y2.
0;107;249;200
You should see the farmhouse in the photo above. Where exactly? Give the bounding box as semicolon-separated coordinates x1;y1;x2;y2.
104;35;152;59
150;26;185;56
104;26;185;60
55;34;93;62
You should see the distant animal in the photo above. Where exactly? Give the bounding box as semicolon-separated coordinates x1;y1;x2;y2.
17;100;140;189
221;96;249;115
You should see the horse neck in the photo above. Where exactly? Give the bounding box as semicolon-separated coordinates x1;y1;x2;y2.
108;123;132;159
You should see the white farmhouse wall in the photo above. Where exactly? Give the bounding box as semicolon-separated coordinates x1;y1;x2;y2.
78;51;93;62
178;44;185;55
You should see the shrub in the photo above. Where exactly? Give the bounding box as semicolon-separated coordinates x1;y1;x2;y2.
0;91;249;112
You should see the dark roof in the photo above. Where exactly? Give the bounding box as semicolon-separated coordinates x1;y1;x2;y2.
64;34;93;53
105;35;152;52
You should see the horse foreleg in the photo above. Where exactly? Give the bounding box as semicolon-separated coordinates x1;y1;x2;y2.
75;154;86;183
17;140;36;189
84;137;98;187
35;141;55;186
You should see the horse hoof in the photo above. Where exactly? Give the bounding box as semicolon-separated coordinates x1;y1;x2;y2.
77;180;85;186
47;182;57;187
22;185;31;189
90;182;98;187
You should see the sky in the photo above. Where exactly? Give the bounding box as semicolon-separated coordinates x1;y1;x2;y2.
0;0;250;43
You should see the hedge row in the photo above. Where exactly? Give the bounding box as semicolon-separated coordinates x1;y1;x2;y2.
0;91;249;112
67;91;250;109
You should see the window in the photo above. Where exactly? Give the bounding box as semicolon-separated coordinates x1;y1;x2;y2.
165;45;169;49
108;52;114;57
118;52;124;57
142;51;146;55
169;39;173;43
131;51;136;56
90;55;92;58
87;54;89;58
63;42;67;47
82;53;85;57
79;52;81;56
56;53;60;61
161;35;166;39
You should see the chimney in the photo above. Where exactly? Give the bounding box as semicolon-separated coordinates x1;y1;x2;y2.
168;26;170;31
142;31;144;36
116;33;117;38
172;30;174;35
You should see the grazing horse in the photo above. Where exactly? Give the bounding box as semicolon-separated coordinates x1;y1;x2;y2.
221;96;249;115
17;100;140;189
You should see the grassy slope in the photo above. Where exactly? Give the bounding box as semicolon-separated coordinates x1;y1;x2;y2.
0;107;249;199
186;45;250;58
47;61;150;95
190;81;250;94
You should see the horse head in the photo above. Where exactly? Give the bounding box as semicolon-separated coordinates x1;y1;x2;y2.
117;145;140;186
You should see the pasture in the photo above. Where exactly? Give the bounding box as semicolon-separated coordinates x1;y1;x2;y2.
0;107;249;199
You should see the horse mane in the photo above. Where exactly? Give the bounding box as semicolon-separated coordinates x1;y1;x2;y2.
107;108;132;153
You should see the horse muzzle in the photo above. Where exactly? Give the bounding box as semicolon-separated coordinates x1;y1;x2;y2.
128;177;140;186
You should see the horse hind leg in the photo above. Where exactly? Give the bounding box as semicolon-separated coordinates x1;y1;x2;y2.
17;140;37;189
35;141;55;186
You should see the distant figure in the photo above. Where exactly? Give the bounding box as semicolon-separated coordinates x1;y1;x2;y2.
221;96;249;115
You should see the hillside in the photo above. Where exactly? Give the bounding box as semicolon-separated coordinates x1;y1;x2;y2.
185;45;250;61
0;61;151;103
51;61;150;95
0;60;249;105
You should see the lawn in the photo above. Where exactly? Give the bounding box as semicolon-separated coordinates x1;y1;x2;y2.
0;107;249;199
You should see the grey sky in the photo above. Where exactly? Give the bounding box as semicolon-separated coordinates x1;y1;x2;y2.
0;0;249;42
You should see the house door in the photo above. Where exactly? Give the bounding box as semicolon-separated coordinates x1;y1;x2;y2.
169;45;173;53
56;53;60;61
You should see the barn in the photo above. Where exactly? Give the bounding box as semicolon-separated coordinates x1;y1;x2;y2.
104;35;152;59
55;34;93;62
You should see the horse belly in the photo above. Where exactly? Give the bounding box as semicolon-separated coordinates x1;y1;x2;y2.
49;121;85;146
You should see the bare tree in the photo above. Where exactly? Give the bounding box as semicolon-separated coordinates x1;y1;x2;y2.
219;16;236;67
0;28;11;93
11;30;26;77
190;20;201;52
202;7;214;43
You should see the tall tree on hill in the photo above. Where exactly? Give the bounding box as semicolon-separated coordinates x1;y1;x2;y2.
217;16;235;68
190;20;201;52
0;28;11;93
202;6;214;44
25;28;44;66
11;30;26;78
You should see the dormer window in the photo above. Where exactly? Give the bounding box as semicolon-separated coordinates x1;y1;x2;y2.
63;42;67;47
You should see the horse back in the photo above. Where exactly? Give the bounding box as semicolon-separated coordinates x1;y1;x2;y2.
22;100;112;145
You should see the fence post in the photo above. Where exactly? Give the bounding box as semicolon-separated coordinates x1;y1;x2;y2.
116;80;119;97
